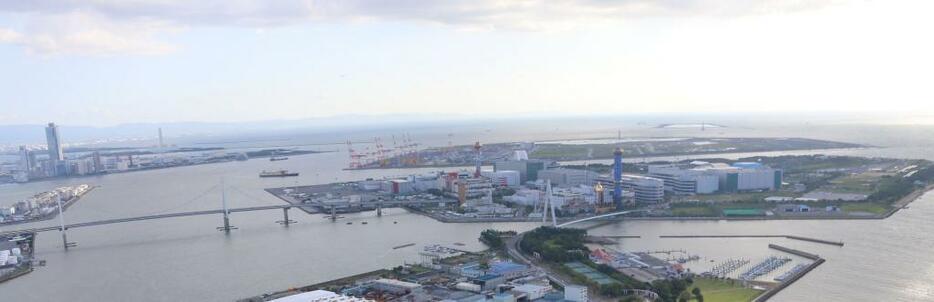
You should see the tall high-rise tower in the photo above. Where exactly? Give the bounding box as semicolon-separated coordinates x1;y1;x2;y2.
474;141;482;178
613;147;623;209
158;128;164;148
18;146;31;172
45;122;64;176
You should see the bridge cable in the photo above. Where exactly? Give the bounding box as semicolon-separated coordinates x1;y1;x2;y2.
145;184;219;215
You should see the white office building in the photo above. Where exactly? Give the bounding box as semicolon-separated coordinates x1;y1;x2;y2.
620;174;665;204
481;170;521;187
564;285;589;302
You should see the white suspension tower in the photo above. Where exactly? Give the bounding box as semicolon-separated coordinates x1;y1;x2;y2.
540;180;558;227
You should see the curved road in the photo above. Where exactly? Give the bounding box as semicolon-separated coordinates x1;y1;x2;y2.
505;210;653;301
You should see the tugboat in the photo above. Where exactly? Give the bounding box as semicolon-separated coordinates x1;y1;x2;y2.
259;170;299;177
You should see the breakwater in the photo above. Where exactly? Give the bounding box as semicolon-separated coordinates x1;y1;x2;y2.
659;235;844;246
754;244;826;301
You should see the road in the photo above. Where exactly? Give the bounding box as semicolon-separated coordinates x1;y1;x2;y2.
505;232;570;288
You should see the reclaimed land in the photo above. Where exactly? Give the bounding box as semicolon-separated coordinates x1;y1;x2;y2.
348;137;864;170
0;186;96;227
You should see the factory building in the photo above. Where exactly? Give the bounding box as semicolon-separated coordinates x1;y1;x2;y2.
481;170;520;187
537;168;599;186
409;173;443;191
493;160;546;183
648;165;720;195
370;279;422;295
726;162;783;192
648;161;782;193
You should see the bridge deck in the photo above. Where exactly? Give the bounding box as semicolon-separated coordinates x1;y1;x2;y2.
0;200;449;236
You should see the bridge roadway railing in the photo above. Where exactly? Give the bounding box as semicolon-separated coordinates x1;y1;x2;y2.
555;209;648;228
0;200;450;236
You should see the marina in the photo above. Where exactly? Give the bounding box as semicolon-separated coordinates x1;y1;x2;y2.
740;256;791;281
705;258;751;278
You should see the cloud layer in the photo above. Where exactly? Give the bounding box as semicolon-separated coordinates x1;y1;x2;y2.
0;0;841;55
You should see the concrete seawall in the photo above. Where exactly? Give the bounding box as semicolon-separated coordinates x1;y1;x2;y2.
754;244;826;301
659;235;844;246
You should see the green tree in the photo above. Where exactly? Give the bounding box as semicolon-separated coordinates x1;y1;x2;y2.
678;291;692;302
692;288;703;302
478;257;491;274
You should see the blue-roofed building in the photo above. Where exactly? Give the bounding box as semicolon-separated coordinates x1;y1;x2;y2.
472;274;505;290
731;162;763;169
488;262;531;280
460;261;531;280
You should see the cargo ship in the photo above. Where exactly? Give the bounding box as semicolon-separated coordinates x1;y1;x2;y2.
259;170;299;177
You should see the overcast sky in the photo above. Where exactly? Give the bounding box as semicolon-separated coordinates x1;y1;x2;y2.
0;0;932;126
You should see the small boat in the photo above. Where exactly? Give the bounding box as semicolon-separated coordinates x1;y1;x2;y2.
453;242;465;246
270;156;289;161
346;222;353;225
393;243;415;249
361;221;368;225
393;221;398;224
259;170;299;177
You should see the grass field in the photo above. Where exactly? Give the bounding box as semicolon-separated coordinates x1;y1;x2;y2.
671;206;718;217
820;173;882;194
688;278;764;302
841;202;890;214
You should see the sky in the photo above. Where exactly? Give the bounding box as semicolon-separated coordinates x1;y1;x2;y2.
0;0;933;126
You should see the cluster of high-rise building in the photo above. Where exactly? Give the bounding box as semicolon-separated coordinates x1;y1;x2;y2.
10;123;69;181
9;123;128;183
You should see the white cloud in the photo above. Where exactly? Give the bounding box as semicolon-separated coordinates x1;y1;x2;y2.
0;0;844;55
1;12;177;55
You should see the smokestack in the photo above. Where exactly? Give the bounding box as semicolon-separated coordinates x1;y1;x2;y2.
613;147;623;209
474;141;482;178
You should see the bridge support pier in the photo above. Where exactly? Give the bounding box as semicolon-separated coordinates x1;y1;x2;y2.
217;211;237;232
277;207;296;226
59;227;77;250
330;206;337;222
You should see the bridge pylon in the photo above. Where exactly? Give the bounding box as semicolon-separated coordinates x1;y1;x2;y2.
56;195;77;250
216;178;237;232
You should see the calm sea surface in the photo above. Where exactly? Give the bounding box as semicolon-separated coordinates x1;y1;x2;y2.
1;121;933;301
